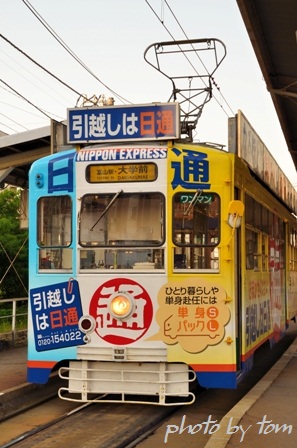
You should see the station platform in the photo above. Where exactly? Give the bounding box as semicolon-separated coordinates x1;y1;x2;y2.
205;335;297;448
0;345;61;422
0;345;27;391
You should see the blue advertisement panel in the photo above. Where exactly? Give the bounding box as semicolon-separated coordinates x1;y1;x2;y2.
30;279;85;351
67;103;180;143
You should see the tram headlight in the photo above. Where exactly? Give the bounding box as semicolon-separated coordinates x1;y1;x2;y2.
110;293;134;320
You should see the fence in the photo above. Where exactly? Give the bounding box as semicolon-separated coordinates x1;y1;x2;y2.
0;297;28;347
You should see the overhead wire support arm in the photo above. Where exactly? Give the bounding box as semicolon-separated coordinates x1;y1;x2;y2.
144;38;227;140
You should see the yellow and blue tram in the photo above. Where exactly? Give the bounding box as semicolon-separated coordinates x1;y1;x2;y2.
27;104;297;405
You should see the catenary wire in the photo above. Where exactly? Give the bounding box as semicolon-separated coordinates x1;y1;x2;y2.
144;1;216;94
0;85;66;123
0;47;75;107
0;54;72;111
0;120;19;133
21;0;132;105
0;111;29;131
0;86;52;129
0;33;82;98
145;0;235;117
163;0;235;116
0;85;53;117
0;78;53;120
0;90;65;125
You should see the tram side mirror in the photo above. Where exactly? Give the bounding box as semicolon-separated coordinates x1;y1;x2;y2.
227;200;244;228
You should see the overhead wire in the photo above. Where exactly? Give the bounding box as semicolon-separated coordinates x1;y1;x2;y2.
0;1;235;132
0;87;65;125
0;31;86;125
0;90;62;118
0;0;130;132
164;0;235;116
21;0;132;105
145;0;235;117
0;47;75;107
0;33;82;99
163;0;214;75
0;111;29;131
145;0;175;41
0;86;48;130
0;59;70;116
144;1;217;98
145;1;211;102
0;120;19;133
0;78;52;120
0;32;81;128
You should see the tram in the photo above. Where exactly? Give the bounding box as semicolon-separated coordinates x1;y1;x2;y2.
27;40;297;405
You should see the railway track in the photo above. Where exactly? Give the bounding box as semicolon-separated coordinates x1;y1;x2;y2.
0;396;177;448
0;325;296;448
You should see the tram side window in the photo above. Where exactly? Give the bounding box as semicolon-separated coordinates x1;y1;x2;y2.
245;194;285;272
262;234;268;271
262;206;269;234
245;194;264;271
254;200;262;231
245;194;254;227
173;192;220;270
246;229;259;270
37;196;72;270
245;194;265;271
246;195;263;231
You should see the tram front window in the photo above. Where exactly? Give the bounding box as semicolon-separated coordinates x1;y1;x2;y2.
173;192;220;271
79;192;165;270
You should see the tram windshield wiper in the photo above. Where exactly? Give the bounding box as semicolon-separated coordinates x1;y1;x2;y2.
183;189;202;216
90;189;123;231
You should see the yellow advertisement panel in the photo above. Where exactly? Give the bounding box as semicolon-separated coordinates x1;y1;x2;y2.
148;278;231;354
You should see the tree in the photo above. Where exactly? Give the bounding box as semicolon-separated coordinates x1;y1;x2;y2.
0;188;28;299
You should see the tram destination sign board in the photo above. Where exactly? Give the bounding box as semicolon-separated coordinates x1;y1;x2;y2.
67;103;180;143
87;162;157;183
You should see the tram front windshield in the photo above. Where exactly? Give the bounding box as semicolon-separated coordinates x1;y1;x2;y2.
79;192;165;270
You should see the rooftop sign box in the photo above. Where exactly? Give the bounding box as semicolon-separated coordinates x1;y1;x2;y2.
67;103;180;144
229;110;297;215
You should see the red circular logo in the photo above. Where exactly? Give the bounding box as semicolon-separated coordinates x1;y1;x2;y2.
89;278;153;345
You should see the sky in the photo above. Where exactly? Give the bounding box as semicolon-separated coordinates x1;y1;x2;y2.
1;0;296;186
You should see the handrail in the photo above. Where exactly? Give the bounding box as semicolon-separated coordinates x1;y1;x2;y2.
0;297;28;347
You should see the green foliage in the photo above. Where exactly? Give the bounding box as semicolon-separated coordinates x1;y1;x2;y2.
0;302;28;332
0;188;21;218
0;189;28;299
